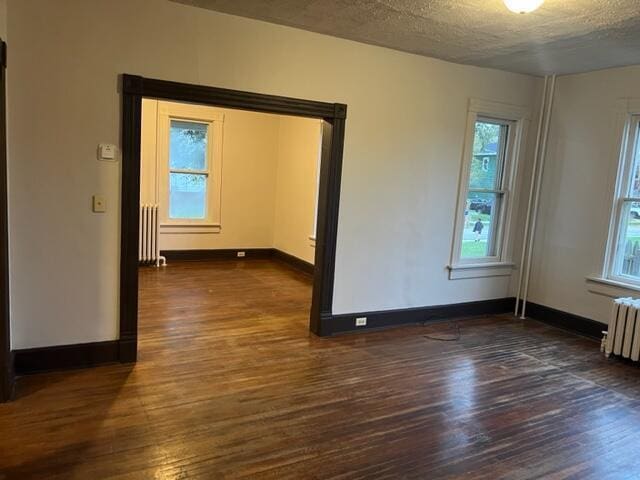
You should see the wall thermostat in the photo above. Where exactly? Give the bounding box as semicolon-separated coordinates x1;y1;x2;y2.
98;143;117;161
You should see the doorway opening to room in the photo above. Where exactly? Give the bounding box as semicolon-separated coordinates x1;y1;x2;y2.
137;99;322;352
119;75;347;362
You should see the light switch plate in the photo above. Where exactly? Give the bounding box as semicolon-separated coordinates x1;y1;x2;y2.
92;195;106;213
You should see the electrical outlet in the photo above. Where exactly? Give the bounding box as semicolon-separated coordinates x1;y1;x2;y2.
98;143;117;161
356;317;367;327
237;251;246;257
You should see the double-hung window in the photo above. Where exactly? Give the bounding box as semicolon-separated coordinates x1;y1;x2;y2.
157;101;224;232
168;120;209;220
449;99;528;279
604;114;640;286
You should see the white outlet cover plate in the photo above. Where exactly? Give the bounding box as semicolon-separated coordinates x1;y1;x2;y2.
98;143;117;161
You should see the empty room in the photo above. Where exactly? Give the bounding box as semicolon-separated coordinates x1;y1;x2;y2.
137;98;322;354
2;0;640;478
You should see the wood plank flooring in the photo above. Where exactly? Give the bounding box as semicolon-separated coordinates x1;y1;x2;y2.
2;259;640;479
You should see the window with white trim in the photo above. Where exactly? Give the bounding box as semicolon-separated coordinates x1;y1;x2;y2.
449;99;528;279
168;120;209;219
605;114;640;285
157;101;224;232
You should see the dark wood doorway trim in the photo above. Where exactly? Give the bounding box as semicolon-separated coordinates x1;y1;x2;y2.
119;75;347;362
0;40;12;402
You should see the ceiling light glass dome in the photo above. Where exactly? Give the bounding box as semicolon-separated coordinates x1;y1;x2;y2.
503;0;544;14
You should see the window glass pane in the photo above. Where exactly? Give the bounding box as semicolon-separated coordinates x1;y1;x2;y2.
469;121;505;190
170;120;208;170
618;201;640;279
169;173;207;219
461;192;502;259
630;126;640;197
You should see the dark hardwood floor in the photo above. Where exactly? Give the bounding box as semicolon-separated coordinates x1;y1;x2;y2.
2;259;640;479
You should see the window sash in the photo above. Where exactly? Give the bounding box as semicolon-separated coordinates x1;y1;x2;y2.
169;118;209;171
457;117;514;262
607;116;640;284
168;137;211;221
476;117;510;191
462;191;506;260
621;121;640;197
169;172;209;220
168;119;212;178
611;200;640;284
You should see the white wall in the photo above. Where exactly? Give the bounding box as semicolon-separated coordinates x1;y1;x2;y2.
273;115;321;264
6;0;539;348
140;99;158;210
0;0;6;40
141;99;281;250
528;65;640;324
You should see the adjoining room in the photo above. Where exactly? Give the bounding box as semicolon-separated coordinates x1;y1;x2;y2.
137;97;323;350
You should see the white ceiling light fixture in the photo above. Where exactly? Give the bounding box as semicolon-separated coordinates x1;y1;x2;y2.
503;0;544;14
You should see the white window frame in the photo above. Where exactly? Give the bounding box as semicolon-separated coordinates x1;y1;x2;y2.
448;99;529;280
156;101;224;233
601;104;640;288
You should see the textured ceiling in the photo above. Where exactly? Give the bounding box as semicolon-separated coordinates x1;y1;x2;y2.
170;0;640;76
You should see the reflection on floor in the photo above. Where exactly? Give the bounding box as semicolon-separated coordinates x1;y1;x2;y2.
2;259;640;479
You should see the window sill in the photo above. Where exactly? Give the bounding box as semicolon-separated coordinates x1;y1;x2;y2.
586;276;640;298
160;223;221;234
447;262;515;280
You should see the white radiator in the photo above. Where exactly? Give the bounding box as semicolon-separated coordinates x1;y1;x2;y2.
602;297;640;360
139;204;166;267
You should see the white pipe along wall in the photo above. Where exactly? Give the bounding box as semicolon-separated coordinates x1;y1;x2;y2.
6;0;541;349
514;76;549;317
517;75;557;319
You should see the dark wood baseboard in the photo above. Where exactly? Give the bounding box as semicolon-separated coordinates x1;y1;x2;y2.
160;248;314;275
327;297;516;335
10;299;604;375
161;248;274;262
14;340;120;375
272;249;314;275
525;302;604;340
